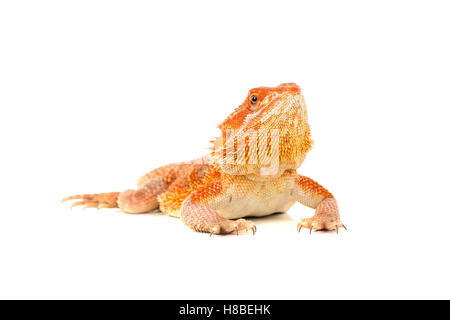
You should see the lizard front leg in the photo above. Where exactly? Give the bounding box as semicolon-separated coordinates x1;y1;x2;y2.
180;195;256;235
294;175;346;233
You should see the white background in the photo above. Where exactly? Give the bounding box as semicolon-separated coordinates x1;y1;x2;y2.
1;0;449;299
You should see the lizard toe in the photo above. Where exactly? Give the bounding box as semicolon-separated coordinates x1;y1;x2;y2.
209;219;256;236
298;217;346;234
63;192;119;210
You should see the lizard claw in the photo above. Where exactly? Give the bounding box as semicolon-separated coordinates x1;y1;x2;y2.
210;225;220;236
297;221;315;234
335;224;348;234
246;224;256;235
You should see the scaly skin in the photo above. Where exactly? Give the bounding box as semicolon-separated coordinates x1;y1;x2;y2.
63;83;345;235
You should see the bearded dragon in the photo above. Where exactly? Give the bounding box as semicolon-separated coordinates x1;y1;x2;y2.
63;83;345;235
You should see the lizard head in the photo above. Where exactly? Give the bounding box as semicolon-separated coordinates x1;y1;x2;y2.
212;83;312;179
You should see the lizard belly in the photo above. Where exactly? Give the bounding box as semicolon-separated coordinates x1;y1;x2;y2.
216;186;296;220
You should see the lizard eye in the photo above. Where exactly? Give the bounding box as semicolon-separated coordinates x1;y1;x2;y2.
248;94;260;111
